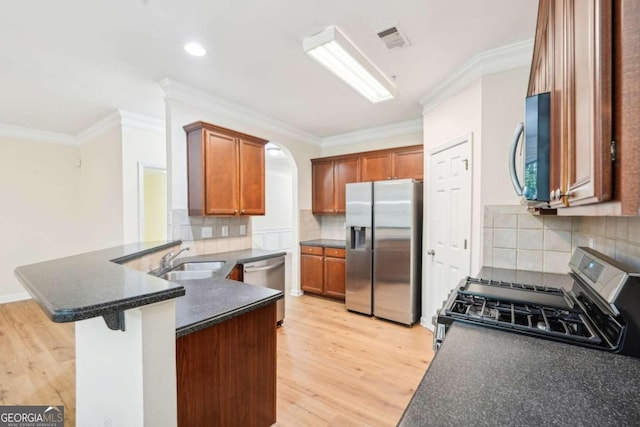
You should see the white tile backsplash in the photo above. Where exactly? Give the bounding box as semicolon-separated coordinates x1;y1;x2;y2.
494;214;518;229
483;205;640;274
543;251;572;274
493;248;517;269
518;229;543;250
517;214;544;229
543;230;572;252
517;249;543;271
494;228;517;248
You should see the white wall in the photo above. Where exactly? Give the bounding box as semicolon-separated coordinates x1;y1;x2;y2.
480;67;529;206
320;131;423;157
79;127;124;251
423;79;483;274
121;126;166;243
421;65;530;327
0;136;84;301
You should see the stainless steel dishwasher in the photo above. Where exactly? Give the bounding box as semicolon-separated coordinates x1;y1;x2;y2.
243;256;285;325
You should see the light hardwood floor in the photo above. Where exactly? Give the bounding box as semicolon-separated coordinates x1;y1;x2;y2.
0;296;433;426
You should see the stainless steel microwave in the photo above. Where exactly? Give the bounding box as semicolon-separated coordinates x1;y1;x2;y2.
509;92;551;206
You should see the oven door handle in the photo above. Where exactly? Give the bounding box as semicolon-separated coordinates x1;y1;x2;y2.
509;122;525;196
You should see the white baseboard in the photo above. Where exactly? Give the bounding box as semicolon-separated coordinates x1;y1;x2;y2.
420;316;434;331
0;292;31;304
290;289;303;297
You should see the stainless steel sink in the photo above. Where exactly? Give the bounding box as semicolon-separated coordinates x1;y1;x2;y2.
172;261;225;271
158;261;226;281
161;270;215;281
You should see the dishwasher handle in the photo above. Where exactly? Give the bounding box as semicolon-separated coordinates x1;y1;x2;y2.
244;261;285;273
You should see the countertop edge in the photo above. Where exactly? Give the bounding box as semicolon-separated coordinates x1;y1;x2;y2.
175;292;283;337
299;239;346;249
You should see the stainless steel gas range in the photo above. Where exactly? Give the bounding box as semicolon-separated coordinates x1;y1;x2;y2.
434;247;640;358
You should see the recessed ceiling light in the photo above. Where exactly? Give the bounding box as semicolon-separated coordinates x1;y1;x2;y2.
184;42;206;57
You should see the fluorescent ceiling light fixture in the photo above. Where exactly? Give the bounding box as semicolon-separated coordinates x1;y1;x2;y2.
303;26;396;103
184;42;206;57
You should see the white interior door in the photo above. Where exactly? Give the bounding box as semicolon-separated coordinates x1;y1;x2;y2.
423;135;472;329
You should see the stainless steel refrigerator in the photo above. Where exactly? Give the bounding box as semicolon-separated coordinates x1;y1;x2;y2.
345;179;423;325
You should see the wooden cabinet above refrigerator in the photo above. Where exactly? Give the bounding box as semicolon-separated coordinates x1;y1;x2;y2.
311;145;423;215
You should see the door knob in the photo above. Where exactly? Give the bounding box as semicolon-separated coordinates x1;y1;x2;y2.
427;250;436;256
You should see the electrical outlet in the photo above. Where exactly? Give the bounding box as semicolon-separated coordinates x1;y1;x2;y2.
239;225;246;236
221;225;229;237
202;227;213;238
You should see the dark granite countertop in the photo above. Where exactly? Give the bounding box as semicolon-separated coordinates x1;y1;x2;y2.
399;322;640;427
170;249;285;336
299;239;345;249
14;241;185;323
16;242;285;336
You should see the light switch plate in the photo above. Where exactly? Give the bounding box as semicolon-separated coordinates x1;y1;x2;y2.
239;225;246;235
221;225;229;237
202;227;213;238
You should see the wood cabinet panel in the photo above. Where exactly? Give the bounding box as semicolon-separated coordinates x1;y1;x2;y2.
312;160;335;214
301;245;324;256
226;265;243;281
301;253;324;295
300;246;346;300
176;303;277;427
529;0;612;209
238;138;266;215
393;148;424;180
361;152;392;181
334;158;359;213
204;130;238;215
324;256;345;300
564;0;613;206
614;0;640;215
185;122;267;216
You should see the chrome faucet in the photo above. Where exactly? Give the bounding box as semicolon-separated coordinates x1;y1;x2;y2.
159;247;190;270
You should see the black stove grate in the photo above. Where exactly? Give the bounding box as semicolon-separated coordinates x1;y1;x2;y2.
444;293;602;345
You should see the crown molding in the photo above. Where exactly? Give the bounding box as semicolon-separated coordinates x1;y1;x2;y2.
76;111;121;144
159;78;321;147
419;38;534;114
76;110;165;144
0;122;76;145
321;118;423;147
119;110;165;134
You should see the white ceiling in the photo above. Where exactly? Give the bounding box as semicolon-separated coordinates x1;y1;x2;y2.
0;0;538;138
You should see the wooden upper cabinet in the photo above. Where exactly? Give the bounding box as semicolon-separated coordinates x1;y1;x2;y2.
312;157;359;214
203;130;238;215
361;152;392;181
393;147;424;180
564;0;613;206
238;138;266;215
529;0;612;209
311;145;422;215
360;145;424;182
334;158;359;213
184;121;267;216
312;160;335;214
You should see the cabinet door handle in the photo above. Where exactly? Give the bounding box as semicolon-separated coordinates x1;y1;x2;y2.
241;209;245;214
234;209;238;214
387;176;391;180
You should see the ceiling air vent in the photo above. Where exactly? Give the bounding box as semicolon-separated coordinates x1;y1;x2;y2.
377;24;411;50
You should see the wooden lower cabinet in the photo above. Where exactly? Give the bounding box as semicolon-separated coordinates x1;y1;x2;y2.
176;303;277;427
300;247;324;294
324;249;346;300
300;246;345;301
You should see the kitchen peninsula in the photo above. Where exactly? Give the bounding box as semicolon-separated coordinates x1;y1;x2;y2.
14;241;284;427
